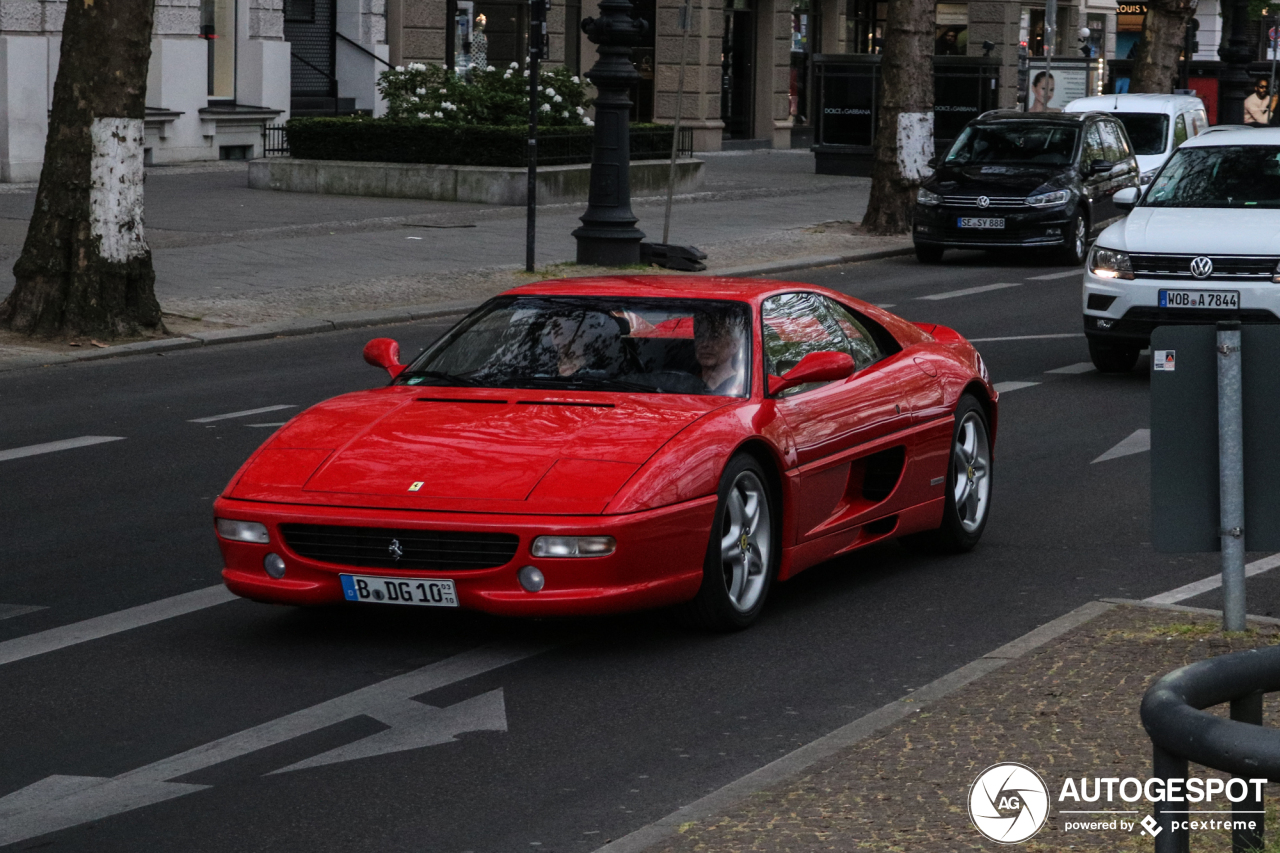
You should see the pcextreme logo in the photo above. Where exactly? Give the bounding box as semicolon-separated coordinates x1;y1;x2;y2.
968;763;1051;844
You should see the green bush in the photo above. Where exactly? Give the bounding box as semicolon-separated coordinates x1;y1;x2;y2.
284;118;675;168
378;61;592;128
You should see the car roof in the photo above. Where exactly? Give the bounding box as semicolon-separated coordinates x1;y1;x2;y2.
1064;93;1205;114
974;109;1093;124
505;276;834;302
1182;127;1280;147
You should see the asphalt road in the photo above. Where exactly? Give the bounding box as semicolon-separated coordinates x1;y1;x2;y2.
0;251;1261;852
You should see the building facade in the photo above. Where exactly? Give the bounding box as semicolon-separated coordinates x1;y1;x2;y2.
0;0;388;180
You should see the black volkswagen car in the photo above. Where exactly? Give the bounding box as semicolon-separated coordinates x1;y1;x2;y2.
912;110;1140;265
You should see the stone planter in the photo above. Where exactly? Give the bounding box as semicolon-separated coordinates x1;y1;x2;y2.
247;157;704;205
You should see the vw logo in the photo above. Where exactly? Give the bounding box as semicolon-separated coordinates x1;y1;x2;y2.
1190;256;1214;279
968;762;1050;844
388;539;404;561
976;196;991;209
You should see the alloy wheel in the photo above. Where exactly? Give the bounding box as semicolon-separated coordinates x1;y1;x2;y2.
719;470;771;613
952;411;991;533
1073;216;1086;260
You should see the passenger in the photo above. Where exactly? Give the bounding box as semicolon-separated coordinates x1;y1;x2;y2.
545;312;615;376
694;313;747;395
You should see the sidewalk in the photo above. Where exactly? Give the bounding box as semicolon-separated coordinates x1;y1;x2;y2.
0;151;912;371
606;601;1280;853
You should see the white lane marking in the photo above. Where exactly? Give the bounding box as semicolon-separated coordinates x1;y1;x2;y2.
189;404;295;424
0;436;125;463
1092;429;1150;464
246;422;288;428
967;333;1084;343
1046;362;1095;375
1145;553;1280;605
993;381;1040;394
875;303;897;309
917;282;1021;301
0;643;550;846
0;585;236;668
0;604;46;622
1028;270;1083;281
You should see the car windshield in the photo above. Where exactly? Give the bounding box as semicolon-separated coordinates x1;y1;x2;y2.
1113;112;1169;156
1143;145;1280;208
397;296;753;396
944;123;1079;167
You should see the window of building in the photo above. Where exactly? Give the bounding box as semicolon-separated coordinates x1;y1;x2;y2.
1116;2;1145;59
285;0;314;22
934;3;967;55
200;0;237;99
845;0;886;54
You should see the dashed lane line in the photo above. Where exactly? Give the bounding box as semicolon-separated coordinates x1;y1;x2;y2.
0;585;236;668
0;436;125;463
993;381;1041;394
0;604;46;622
917;282;1021;301
1092;429;1150;464
1046;362;1095;374
246;422;289;428
189;404;295;424
1027;270;1083;281
967;333;1084;343
1145;554;1280;605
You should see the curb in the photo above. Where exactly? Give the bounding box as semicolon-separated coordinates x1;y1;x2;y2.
590;599;1115;853
0;247;914;374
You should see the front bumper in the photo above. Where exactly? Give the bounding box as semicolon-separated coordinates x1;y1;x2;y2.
912;203;1073;249
1082;270;1280;345
214;496;716;616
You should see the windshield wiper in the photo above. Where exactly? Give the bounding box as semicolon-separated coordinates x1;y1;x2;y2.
399;370;480;386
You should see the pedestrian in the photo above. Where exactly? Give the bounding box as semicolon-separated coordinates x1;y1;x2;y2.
1243;77;1275;126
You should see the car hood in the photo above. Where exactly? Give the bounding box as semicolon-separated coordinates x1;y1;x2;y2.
928;163;1069;196
227;387;729;514
1099;207;1280;254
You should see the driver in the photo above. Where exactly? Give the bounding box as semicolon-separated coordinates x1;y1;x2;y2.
694;312;746;396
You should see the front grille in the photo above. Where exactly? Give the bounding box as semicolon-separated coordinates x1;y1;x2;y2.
1130;254;1279;281
941;195;1029;208
280;524;519;571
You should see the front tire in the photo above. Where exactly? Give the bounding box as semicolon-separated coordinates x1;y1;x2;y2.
1059;210;1088;266
1088;337;1140;373
901;395;992;553
915;243;945;264
680;454;778;631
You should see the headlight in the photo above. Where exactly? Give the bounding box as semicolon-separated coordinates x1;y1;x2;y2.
531;536;616;557
216;518;270;543
916;187;942;206
1140;169;1159;185
1089;246;1134;281
1026;190;1071;207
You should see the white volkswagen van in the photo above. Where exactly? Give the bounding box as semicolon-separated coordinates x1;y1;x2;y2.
1065;93;1208;185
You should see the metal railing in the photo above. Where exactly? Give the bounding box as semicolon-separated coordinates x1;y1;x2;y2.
262;124;290;156
1141;644;1280;852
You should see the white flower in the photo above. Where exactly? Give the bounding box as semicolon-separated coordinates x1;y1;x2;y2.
553;94;562;103
504;71;512;79
523;70;530;77
441;101;457;110
510;61;519;69
409;95;418;102
563;111;570;118
576;106;585;115
434;111;443;118
408;62;426;71
584;118;595;126
571;76;580;84
439;88;447;94
540;103;551;112
416;87;426;95
545;87;556;97
418;111;428;118
395;65;405;72
487;65;495;72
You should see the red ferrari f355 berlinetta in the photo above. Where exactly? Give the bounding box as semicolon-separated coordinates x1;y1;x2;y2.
214;277;997;630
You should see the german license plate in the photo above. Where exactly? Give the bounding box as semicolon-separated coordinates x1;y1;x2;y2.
340;574;458;607
957;217;1005;229
1159;289;1240;309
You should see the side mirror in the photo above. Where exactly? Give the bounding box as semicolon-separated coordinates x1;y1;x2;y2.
1090;159;1114;175
1113;185;1139;212
768;351;856;396
926;155;940;169
363;338;405;378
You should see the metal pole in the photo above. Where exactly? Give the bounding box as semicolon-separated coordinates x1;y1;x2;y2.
1229;692;1265;852
1043;0;1056;94
526;0;546;273
663;0;693;245
1218;320;1246;632
1152;744;1190;853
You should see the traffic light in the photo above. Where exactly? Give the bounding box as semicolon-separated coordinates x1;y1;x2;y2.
1185;17;1200;56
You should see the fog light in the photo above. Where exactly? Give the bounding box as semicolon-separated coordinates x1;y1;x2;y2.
263;553;287;579
517;565;545;592
1097;319;1114;330
531;536;616;558
216;518;270;544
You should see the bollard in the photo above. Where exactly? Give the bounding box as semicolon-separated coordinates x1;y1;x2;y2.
1217;320;1246;632
1230;692;1265;853
1153;744;1191;853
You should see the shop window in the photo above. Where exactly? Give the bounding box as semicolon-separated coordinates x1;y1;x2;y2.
285;0;315;22
1116;2;1145;60
845;0;886;53
200;0;236;99
1019;5;1069;57
464;1;527;69
934;3;967;55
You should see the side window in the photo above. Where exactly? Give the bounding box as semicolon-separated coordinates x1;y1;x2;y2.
1100;121;1129;161
762;293;861;396
821;297;885;370
1173;114;1188;147
1084;124;1106;167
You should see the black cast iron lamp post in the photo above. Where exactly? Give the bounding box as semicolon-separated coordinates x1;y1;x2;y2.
573;0;648;266
1219;0;1250;125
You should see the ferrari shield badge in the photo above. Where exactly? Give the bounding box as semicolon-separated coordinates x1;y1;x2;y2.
408;481;424;492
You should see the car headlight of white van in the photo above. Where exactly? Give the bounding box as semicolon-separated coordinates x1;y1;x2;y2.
1140;169;1159;185
1089;246;1134;281
1026;190;1071;207
916;187;942;206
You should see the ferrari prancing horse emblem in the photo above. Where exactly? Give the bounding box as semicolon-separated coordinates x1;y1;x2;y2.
388;539;404;561
408;481;424;492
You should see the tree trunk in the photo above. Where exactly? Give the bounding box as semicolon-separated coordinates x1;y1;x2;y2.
860;0;935;234
0;0;163;339
1131;0;1198;94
